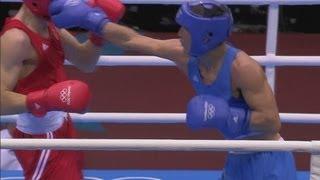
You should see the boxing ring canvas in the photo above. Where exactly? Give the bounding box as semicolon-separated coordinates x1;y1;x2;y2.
0;170;311;180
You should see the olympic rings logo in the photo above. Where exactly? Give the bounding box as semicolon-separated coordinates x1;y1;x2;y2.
59;86;71;105
204;101;215;121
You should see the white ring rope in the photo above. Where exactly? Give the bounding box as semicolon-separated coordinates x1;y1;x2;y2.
1;0;320;5
1;139;320;153
1;113;320;124
64;55;320;67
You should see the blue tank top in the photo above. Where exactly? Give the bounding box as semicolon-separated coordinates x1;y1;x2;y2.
188;46;257;139
187;45;239;100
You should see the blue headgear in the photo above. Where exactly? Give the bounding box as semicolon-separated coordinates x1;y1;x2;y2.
176;0;233;57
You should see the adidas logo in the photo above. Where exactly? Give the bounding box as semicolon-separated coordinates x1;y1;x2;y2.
42;43;49;51
34;103;41;110
233;116;239;123
193;75;199;82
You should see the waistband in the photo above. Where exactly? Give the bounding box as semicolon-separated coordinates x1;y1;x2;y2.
229;137;284;154
16;111;67;134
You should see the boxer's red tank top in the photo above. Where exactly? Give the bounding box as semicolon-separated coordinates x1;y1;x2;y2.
1;18;67;95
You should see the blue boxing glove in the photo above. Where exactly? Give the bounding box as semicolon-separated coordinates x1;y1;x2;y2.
186;95;251;139
49;0;109;35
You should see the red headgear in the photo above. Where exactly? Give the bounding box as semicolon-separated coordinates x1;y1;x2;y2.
23;0;51;18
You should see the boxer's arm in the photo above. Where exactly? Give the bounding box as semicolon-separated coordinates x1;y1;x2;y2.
60;29;101;73
0;30;30;115
234;54;281;134
102;23;189;67
95;1;189;65
49;0;189;68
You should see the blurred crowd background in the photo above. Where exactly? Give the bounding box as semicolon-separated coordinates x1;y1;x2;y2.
1;3;320;33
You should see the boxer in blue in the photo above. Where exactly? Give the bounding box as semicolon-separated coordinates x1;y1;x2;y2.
49;0;297;179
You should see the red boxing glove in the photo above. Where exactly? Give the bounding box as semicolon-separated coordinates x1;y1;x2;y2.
88;0;126;22
26;80;91;117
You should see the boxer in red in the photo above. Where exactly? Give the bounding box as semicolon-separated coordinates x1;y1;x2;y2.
0;0;124;179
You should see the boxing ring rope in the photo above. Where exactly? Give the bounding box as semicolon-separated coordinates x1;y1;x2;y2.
1;139;320;152
1;113;320;124
65;55;320;67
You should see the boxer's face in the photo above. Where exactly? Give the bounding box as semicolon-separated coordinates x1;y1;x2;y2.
178;27;191;54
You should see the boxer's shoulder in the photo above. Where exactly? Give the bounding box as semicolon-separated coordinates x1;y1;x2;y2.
2;28;31;46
